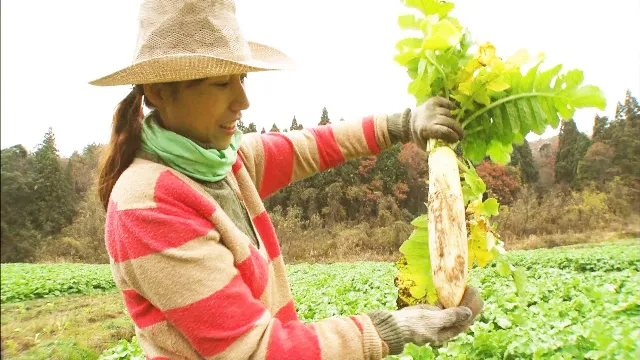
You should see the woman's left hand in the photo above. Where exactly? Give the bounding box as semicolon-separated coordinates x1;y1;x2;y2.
410;96;464;149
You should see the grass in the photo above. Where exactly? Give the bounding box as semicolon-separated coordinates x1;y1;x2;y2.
1;292;133;359
1;237;638;359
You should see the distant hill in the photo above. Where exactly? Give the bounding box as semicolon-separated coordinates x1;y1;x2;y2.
529;136;559;162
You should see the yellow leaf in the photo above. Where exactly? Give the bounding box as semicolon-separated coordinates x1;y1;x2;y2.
487;79;511;92
478;42;497;66
465;58;482;73
458;82;473;96
473;248;494;267
489;57;506;72
456;69;473;83
422;19;463;50
506;49;530;67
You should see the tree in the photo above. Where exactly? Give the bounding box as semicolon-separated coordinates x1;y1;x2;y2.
591;115;608;141
261;127;266;134
1;145;40;262
319;107;331;125
237;120;247;133
290;116;303;131
577;142;617;186
536;140;557;192
270;123;280;132
615;90;640;180
476;161;521;205
32;128;76;235
555;120;590;186
245;122;257;133
67;143;103;200
510;139;539;185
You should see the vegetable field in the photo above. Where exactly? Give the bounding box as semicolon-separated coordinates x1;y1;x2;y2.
2;239;639;359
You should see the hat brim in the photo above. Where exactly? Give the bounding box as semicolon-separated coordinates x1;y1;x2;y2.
89;42;294;86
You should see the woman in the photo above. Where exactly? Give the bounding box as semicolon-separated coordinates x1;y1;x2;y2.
90;0;483;359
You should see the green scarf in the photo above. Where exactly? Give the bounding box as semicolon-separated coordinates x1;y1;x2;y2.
140;113;242;182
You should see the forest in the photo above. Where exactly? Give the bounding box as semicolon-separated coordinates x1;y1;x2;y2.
1;90;638;264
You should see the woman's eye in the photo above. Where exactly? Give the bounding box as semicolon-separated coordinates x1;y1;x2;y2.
214;82;229;88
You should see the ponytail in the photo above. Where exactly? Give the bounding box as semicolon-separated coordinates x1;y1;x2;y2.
97;85;145;210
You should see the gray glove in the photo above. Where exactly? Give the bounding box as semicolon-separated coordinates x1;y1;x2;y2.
369;287;483;355
388;96;464;148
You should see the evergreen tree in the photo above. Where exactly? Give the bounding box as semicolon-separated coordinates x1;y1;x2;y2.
510;139;539;185
555;120;590;186
1;145;40;262
319;107;331;125
290;116;303;131
577;142;616;186
237;120;247;133
32;128;76;235
245;122;257;133
261;127;266;134
270;123;280;132
616;90;640;179
591;115;608;141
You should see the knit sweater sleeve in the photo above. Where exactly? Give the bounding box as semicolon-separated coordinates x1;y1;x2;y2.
106;163;389;360
237;114;408;199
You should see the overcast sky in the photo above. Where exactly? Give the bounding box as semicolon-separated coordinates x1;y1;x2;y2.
1;0;639;156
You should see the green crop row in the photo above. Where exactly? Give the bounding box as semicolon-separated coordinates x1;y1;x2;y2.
1;263;115;303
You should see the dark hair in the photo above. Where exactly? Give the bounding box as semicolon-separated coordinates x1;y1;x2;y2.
97;85;145;210
97;78;208;210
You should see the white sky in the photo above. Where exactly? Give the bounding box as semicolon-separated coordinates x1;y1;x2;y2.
1;0;639;157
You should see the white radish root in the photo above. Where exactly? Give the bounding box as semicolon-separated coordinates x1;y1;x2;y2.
427;146;468;308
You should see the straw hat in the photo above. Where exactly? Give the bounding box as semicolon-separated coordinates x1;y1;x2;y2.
89;0;293;86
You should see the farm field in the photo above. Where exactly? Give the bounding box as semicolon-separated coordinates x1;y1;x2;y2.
1;239;639;359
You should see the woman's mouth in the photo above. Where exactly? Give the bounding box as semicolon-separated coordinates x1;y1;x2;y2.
220;121;237;134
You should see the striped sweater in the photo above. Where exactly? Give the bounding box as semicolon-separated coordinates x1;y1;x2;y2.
106;114;404;359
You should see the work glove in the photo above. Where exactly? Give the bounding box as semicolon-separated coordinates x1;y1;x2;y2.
368;287;483;355
388;96;464;149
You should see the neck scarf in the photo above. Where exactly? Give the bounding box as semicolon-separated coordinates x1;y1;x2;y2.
140;113;242;182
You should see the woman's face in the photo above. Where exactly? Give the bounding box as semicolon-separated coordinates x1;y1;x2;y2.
145;74;249;150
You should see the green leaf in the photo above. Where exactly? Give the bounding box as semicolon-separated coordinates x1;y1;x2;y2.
520;62;541;92
496;257;512;277
491;107;504;134
534;64;562;91
483;198;499;216
505;101;519;134
408;227;429;243
563;69;584;90
540;97;560;128
496;317;513;329
487;139;512;164
418;57;428;78
553;96;575;120
463;166;486;194
411;214;428;228
402;0;454;17
435;2;455;18
513;266;527;296
515;99;533;134
472;88;492;106
422;19;462;50
398;14;422;30
570;85;606;110
400;237;429;255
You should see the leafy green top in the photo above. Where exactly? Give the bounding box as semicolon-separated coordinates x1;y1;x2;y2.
394;0;606;163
